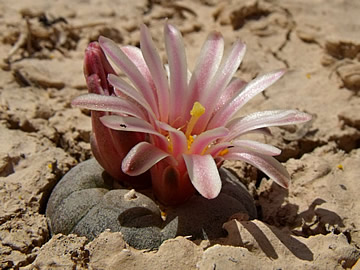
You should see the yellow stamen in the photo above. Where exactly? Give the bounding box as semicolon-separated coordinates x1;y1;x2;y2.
219;148;229;156
185;102;205;138
168;142;173;153
187;135;194;150
166;135;173;153
201;145;210;155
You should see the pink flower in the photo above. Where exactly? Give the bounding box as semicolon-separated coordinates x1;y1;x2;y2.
79;42;150;188
73;23;311;205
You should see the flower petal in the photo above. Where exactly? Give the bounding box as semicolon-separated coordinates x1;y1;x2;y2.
225;110;312;141
100;115;168;149
190;127;229;155
108;74;156;119
232;140;281;156
208;69;286;129
183;154;222;199
244;127;273;137
157;121;187;157
188;31;224;108
121;45;156;93
196;40;246;133
214;78;247;113
122;142;170;176
140;24;170;122
164;23;188;126
99;36;159;118
224;150;289;188
100;115;159;136
204;142;232;157
72;93;146;119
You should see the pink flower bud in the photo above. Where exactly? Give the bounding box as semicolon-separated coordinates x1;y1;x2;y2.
83;42;150;188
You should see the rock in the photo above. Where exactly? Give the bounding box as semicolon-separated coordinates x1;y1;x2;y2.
71;190;164;249
46;159;257;249
29;234;88;269
86;233;203;270
85;230;129;269
144;237;203;270
12;58;85;89
0;214;48;269
336;62;360;92
46;158;165;249
339;106;360;130
46;158;112;235
220;167;257;219
197;244;262;270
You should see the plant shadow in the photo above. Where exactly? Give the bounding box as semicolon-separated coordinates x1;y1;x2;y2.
220;180;347;261
116;175;345;255
228;219;315;261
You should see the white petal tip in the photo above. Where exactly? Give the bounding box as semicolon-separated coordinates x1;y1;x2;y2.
303;113;313;122
272;69;286;80
275;178;289;189
183;154;222;200
98;35;106;44
164;23;181;38
202;188;221;199
294;111;313;123
122;142;169;176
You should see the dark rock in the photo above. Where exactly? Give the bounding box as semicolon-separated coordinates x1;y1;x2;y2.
220;167;257;219
46;158;257;249
162;169;257;240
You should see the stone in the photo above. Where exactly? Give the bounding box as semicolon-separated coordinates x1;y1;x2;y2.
46;158;257;249
86;233;203;270
30;234;88;269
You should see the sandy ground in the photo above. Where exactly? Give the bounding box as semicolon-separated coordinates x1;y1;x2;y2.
1;0;360;269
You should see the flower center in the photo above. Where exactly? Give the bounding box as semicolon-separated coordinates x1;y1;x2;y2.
185;102;205;150
187;135;195;150
165;102;206;153
185;102;205;138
